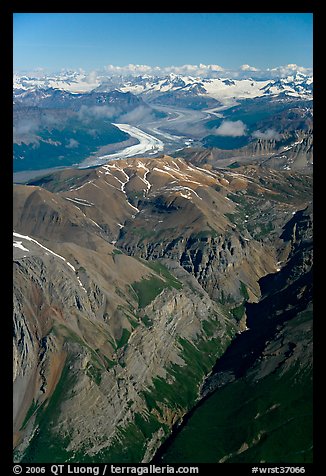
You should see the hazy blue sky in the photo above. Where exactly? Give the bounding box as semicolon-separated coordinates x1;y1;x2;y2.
13;13;313;73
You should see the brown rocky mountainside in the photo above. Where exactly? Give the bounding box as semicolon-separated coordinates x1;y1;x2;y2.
13;155;312;463
179;129;313;172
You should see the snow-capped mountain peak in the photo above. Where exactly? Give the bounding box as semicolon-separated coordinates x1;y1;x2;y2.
13;71;313;103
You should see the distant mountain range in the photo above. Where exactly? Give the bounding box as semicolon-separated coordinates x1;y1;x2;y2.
118;72;313;103
14;71;313;104
13;71;313;176
13;88;162;119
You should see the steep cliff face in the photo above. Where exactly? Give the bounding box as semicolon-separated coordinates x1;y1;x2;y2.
13;155;312;463
22;156;312;310
179;129;313;172
111;158;311;308
155;206;313;463
262;132;313;170
13;225;234;462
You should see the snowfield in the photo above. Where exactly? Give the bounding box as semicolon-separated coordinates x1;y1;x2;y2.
13;232;87;292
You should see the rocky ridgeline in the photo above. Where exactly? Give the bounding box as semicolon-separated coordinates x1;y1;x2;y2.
13;241;233;462
13;155;312;462
179;129;313;171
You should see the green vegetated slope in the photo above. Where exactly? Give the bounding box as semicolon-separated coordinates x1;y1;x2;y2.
20;320;234;463
94;328;234;463
17;256;235;464
156;204;313;464
159;366;312;463
19;356;76;463
131;260;183;309
158;309;313;464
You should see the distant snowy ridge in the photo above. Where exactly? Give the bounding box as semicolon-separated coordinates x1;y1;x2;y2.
13;71;313;102
13;70;100;93
117;72;312;103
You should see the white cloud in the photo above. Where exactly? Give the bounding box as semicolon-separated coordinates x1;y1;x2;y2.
105;64;160;75
13;119;40;136
119;105;154;124
267;63;313;78
15;63;313;90
165;64;200;75
104;63;225;77
214;120;247;137
208;64;225;72
240;64;260;72
101;62;312;80
85;70;99;84
77;105;117;122
66;138;79;148
252;128;281;140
